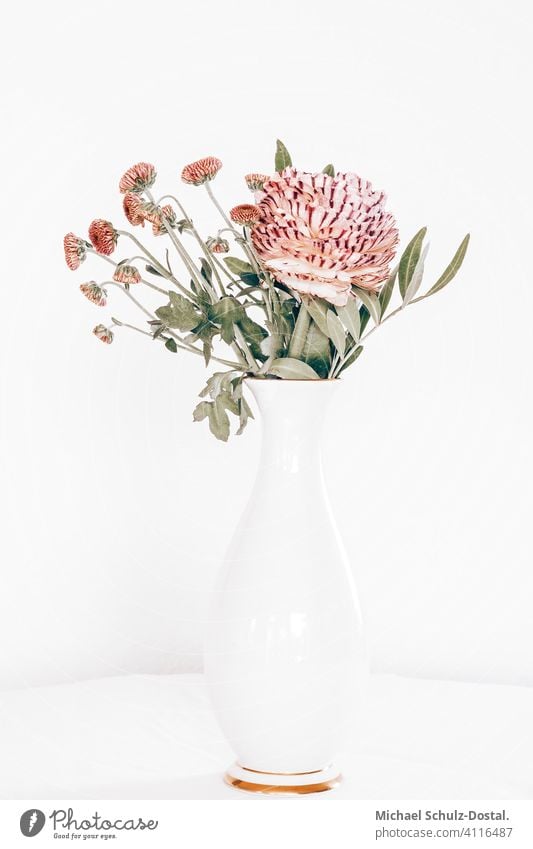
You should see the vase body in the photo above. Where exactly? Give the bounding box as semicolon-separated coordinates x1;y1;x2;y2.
204;378;367;794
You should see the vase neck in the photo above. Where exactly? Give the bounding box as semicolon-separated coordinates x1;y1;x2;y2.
246;379;338;474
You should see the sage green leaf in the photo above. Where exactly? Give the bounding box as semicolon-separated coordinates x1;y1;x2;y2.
164;337;177;353
399;227;427;298
199;371;234;400
199;257;213;283
425;234;470;297
224;256;254;276
337;345;364;375
193;401;210;422
236;396;254;436
239;272;260;287
353;287;381;325
275;139;292;172
378;264;399;317
305;299;330;336
238;314;268;361
359;305;371;335
155;293;202;332
145;264;164;278
336;299;360;342
192;399;230;442
403;243;429;305
269;358;320;380
208;296;245;345
302;321;332;378
322;164;335;177
326;311;346;356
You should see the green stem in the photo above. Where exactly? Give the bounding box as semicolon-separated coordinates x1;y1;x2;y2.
156;193;227;297
116;232;192;299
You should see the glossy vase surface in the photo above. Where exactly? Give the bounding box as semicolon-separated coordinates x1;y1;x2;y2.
204;378;367;794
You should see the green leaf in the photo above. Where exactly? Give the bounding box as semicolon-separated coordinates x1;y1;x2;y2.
239;272;260;287
359;305;370;335
403;243;429;305
199;257;213;283
275;139;292;172
326;311;346;356
425;234;470;297
207;296;245;345
305;299;330;336
155;293;202;332
399;227;427;298
353;287;381;325
145;264;164;278
236;396;254;436
302;321;332;378
336;298;361;341
322;164;335;177
238;314;268;361
268;358;320;380
337;345;364;375
192;398;230;442
224;256;254;276
378;264;399;317
164;337;177;353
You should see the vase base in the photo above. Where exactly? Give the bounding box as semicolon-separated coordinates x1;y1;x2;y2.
224;762;342;795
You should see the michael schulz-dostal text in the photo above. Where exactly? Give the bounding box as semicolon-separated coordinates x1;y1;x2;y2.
376;809;508;822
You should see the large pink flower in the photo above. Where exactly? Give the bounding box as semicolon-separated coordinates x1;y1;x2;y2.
252;168;398;306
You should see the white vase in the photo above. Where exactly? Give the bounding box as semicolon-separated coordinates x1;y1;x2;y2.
204;378;367;795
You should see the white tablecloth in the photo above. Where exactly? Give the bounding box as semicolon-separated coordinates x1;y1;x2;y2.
1;673;531;800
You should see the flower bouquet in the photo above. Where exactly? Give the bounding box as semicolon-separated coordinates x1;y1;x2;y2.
64;140;469;442
64;141;470;793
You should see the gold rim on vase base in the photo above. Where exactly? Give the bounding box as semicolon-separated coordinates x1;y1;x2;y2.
224;771;342;795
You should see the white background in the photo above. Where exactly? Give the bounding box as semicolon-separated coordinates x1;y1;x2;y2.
1;0;531;692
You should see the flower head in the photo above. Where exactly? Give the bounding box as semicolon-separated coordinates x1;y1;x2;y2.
152;204;177;236
64;233;88;270
230;204;262;226
251;168;398;306
88;219;118;256
206;236;230;254
80;282;107;306
113;264;141;285
123;192;146;227
119;162;156;194
181;156;222;185
245;173;269;192
93;324;114;344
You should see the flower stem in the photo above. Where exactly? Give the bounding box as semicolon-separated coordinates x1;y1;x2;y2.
116;231;192;299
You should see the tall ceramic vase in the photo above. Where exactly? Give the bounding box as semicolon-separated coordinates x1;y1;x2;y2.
204;378;367;795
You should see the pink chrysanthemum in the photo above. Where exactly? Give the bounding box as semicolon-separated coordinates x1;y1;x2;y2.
119;162;156;194
88;219;118;256
245;173;269;192
152;204;177;236
251;168;399;306
93;324;113;344
64;233;87;270
80;282;107;306
206;236;229;254
181;156;222;186
113;264;141;285
123;192;146;227
230;204;262;226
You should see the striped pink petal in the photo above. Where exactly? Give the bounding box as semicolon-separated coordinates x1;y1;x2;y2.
251;168;398;305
